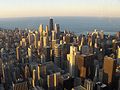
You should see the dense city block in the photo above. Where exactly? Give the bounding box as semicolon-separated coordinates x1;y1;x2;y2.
0;18;120;90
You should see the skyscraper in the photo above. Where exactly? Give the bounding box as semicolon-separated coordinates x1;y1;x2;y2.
39;24;43;37
54;44;61;67
67;45;79;77
77;54;95;79
13;81;28;90
28;47;32;63
84;79;93;90
49;18;54;32
103;56;117;84
25;65;30;79
117;46;120;58
43;36;49;47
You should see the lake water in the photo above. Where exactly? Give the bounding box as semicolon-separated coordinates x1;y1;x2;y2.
0;16;120;34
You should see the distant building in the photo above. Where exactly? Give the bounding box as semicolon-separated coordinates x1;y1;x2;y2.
13;81;28;90
49;18;54;32
84;79;93;90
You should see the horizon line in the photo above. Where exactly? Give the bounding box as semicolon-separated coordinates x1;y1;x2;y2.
0;15;120;19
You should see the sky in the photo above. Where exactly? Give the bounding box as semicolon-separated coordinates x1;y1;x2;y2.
0;0;120;18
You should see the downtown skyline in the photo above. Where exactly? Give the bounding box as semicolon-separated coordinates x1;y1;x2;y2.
0;0;120;18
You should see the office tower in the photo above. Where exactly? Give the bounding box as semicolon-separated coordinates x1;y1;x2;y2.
47;72;60;88
21;38;26;47
93;40;99;55
40;53;46;63
81;45;90;55
112;39;117;53
99;30;104;40
98;69;104;82
16;46;20;61
0;48;4;60
4;65;12;87
63;35;70;44
55;24;60;33
116;32;120;39
28;47;32;63
60;44;68;70
12;67;20;83
35;31;39;47
117;46;120;58
46;25;49;36
67;45;79;77
25;65;30;79
54;72;60;87
33;33;37;48
84;79;93;90
52;31;56;41
38;40;43;49
55;24;60;39
41;65;46;77
47;75;50;88
37;37;43;49
89;41;93;54
37;65;40;80
39;24;43;37
13;81;28;90
1;63;5;83
77;54;95;79
32;69;36;87
43;36;49;47
49;18;54;32
28;31;35;45
0;59;3;81
79;35;84;51
52;40;57;49
44;46;50;62
32;69;36;80
54;44;61;67
47;74;54;88
87;34;92;45
93;65;99;84
103;56;117;84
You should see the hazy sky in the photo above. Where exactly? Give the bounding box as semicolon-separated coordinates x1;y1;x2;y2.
0;0;120;18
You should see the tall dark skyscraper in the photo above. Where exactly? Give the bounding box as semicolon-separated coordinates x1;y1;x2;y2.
49;17;54;32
